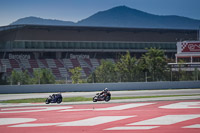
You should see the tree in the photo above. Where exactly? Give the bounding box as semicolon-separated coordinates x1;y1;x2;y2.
33;69;43;84
21;70;31;84
40;69;55;84
176;60;188;81
193;68;199;81
138;48;167;81
137;55;150;82
32;68;55;84
8;70;31;85
0;73;7;85
69;67;82;84
9;70;20;85
92;60;117;83
116;52;138;82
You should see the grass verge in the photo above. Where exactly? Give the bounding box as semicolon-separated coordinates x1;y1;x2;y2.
0;94;200;103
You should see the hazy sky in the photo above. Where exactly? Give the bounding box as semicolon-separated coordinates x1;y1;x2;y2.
0;0;200;26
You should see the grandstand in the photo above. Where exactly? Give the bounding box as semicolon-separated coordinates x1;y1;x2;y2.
0;25;198;80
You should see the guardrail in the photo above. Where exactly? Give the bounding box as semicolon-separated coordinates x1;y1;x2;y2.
0;81;200;94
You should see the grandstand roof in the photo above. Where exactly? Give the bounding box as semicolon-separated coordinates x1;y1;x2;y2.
0;25;198;42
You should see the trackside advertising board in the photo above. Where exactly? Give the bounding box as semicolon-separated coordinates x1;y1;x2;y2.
177;41;200;54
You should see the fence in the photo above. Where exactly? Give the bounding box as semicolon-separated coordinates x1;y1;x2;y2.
0;81;200;94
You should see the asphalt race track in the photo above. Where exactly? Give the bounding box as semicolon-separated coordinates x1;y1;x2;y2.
0;100;200;133
0;89;200;101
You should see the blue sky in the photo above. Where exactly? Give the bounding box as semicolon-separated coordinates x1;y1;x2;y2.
0;0;200;26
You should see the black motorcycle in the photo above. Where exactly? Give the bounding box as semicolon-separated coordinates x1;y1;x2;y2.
93;91;111;102
45;93;62;104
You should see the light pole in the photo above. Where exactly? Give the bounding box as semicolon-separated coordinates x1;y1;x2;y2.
66;73;68;84
145;71;147;82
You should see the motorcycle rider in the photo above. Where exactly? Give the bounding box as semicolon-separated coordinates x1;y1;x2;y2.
52;92;61;102
99;88;109;98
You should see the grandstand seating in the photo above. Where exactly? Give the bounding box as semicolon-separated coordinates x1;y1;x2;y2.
29;59;39;68
71;59;80;68
83;67;91;76
20;59;31;68
1;59;11;68
58;67;68;78
10;59;20;68
90;59;100;69
62;59;73;68
54;59;64;68
0;58;113;80
84;58;93;67
46;59;56;68
0;55;179;80
51;68;61;78
106;58;116;64
39;59;49;68
27;68;33;74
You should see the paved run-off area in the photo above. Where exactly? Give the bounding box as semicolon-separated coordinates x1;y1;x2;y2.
0;100;200;133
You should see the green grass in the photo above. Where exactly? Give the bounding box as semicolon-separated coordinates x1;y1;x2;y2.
0;94;199;103
111;94;200;100
0;97;92;103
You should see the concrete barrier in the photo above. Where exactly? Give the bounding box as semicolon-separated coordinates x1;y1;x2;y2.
0;81;200;94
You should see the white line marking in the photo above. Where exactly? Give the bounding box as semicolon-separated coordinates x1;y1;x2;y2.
10;123;59;127
105;126;159;130
159;102;200;109
96;103;155;111
0;106;72;113
0;118;36;125
59;116;135;126
10;116;135;127
128;115;200;125
183;124;200;128
60;103;155;112
59;109;93;112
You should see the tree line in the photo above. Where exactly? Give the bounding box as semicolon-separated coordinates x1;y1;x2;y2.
87;48;199;83
8;68;55;85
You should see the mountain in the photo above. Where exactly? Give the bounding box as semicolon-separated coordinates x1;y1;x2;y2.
77;6;200;29
10;6;200;29
10;16;75;26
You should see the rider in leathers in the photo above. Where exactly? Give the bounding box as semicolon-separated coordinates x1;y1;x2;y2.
99;88;109;98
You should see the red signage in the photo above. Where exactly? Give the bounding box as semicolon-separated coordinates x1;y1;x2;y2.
182;42;200;52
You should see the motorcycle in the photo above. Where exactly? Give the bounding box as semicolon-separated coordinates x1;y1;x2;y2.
93;91;111;102
45;93;62;104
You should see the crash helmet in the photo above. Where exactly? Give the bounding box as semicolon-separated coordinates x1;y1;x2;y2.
103;88;108;92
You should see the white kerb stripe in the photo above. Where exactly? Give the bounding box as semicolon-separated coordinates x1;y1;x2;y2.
96;103;155;111
59;109;93;112
183;124;200;128
11;116;135;127
59;116;135;126
10;123;59;127
0;118;36;125
105;126;159;130
128;115;200;125
0;106;72;113
60;103;155;112
159;102;200;109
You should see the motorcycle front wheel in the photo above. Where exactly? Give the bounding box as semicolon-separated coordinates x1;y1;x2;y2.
57;98;62;104
93;97;97;102
105;96;110;102
45;98;50;104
